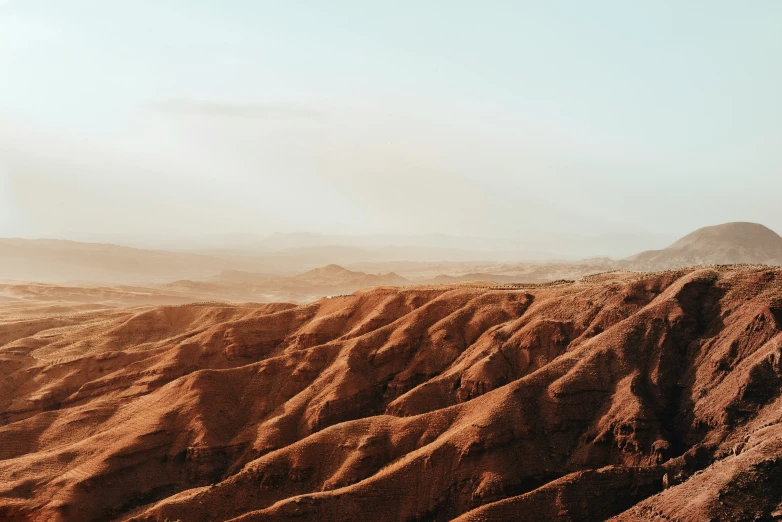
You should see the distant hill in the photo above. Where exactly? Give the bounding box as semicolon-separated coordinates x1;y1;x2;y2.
5;223;782;289
426;273;520;285
159;264;412;303
628;222;782;269
295;264;409;287
0;238;247;284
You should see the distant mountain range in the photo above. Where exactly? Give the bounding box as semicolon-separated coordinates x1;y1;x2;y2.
1;223;780;294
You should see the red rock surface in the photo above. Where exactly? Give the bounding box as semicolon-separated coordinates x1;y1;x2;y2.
1;267;781;521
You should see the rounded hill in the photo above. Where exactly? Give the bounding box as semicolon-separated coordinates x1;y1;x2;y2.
629;222;782;268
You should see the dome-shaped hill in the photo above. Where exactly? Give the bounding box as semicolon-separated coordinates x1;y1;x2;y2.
629;222;782;268
298;263;353;276
295;264;410;287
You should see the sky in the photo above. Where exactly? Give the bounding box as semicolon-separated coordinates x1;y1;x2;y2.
1;0;781;257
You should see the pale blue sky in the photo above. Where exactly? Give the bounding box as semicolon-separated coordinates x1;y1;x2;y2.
1;1;780;256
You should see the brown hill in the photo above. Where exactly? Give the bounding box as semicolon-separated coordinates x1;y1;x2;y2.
0;264;411;308
0;267;781;521
0;240;416;286
294;264;409;288
204;264;411;303
177;265;412;303
629;222;782;269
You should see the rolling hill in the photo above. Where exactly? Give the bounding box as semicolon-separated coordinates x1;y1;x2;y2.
0;267;780;520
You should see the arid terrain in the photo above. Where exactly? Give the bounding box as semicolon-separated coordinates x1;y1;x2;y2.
4;0;780;518
1;265;781;521
3;224;780;304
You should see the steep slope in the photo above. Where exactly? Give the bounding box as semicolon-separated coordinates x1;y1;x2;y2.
630;222;782;269
0;268;780;521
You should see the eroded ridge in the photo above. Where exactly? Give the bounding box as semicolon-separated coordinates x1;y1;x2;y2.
1;267;781;521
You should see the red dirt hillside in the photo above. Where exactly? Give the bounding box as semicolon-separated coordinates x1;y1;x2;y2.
1;267;781;521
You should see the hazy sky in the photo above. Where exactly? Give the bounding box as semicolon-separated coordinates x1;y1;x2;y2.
1;1;780;256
